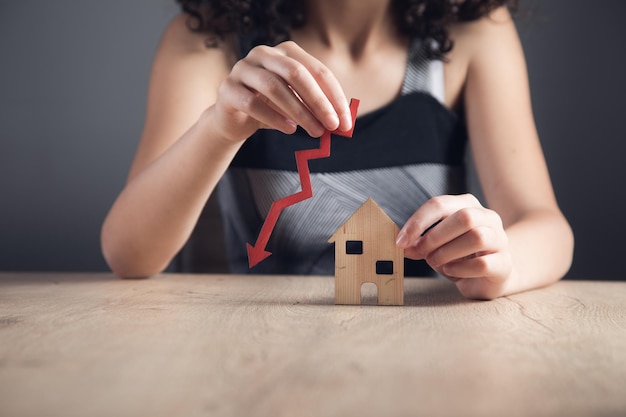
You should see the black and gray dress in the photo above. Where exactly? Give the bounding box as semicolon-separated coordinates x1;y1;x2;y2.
185;39;468;276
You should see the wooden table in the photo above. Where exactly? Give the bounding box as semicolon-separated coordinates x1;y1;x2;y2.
1;273;625;417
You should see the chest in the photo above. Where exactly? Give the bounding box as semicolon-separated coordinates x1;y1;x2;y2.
302;44;409;116
333;59;407;115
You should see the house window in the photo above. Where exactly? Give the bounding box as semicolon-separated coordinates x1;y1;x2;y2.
376;260;394;275
346;240;363;255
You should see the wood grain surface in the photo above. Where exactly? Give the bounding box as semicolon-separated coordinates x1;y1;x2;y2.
1;273;625;417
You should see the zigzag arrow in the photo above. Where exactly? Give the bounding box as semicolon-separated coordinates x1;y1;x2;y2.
247;98;360;268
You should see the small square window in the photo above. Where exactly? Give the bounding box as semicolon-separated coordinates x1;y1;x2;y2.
376;260;394;275
346;240;363;255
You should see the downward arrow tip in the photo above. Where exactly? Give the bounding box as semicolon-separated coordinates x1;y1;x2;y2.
247;243;272;268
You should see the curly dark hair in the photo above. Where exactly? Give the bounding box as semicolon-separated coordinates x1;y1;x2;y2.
176;0;518;58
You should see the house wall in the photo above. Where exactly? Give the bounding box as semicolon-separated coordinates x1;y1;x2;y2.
333;201;404;304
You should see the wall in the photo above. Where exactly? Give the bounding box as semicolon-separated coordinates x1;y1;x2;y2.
0;0;178;271
1;1;624;279
517;1;626;279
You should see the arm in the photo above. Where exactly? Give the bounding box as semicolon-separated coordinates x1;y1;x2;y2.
397;7;574;299
101;15;352;278
100;15;240;278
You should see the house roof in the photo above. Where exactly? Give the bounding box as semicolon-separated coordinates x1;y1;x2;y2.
328;197;400;243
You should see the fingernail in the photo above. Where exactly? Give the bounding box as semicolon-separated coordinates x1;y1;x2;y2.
341;112;353;131
310;124;325;137
327;113;339;131
396;231;408;247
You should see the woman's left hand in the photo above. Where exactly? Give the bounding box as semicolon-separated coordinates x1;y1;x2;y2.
395;194;513;299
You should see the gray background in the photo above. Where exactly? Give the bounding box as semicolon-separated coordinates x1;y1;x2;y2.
1;1;624;279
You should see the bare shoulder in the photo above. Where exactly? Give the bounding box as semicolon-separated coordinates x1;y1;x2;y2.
449;7;521;66
155;14;235;75
444;7;522;109
127;14;236;180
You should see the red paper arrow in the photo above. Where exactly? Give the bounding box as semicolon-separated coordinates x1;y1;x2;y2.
247;98;360;268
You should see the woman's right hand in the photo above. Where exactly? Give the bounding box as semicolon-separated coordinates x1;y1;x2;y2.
211;41;354;143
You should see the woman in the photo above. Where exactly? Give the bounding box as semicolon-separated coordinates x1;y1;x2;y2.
101;0;574;299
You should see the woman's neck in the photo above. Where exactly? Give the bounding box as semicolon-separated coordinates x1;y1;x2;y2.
296;0;397;59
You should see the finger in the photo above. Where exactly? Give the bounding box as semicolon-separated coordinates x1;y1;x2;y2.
425;225;501;268
233;59;326;137
279;42;353;132
441;252;512;282
396;194;482;248
219;78;298;135
454;276;508;300
248;43;348;132
409;205;504;262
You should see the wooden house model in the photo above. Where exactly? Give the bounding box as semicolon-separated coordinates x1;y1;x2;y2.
328;198;404;305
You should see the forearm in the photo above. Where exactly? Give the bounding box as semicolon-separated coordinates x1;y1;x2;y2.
502;209;574;296
101;108;243;278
